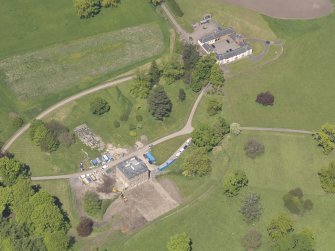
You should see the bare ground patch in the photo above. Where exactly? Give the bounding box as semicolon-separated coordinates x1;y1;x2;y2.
221;0;333;19
102;180;180;232
158;177;183;203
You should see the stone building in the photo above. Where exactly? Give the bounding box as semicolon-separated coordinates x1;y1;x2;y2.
116;157;149;189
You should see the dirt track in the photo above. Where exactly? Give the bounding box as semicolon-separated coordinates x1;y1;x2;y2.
222;0;333;19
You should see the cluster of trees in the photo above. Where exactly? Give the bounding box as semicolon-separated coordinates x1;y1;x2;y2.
182;147;211;177
167;232;192;251
0;158;70;250
244;139;265;159
90;97;110;115
314;123;335;154
74;0;120;18
256;91;275;106
29;120;75;152
283;188;313;215
191;117;230;152
267;214;315;250
240;193;263;224
222;170;248;197
130;61;173;120
318;160;335;193
192;54;224;92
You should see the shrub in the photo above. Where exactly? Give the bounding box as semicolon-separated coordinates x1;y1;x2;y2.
119;113;129;121
178;88;186;102
206;98;222;116
191;81;203;93
90;97;110;115
167;232;191;251
83;192;102;216
113;120;120;128
76;217;94;237
256;91;274;106
241;229;262;250
74;0;101;19
58;132;75;147
244;139;265;159
136;115;143;122
314;123;335;154
12;116;24;129
230;123;241;135
40;133;59;153
240;193;263;223
129;124;136;130
222;170;248;197
129;131;137;137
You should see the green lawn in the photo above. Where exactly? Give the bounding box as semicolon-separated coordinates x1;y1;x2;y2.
150;135;190;165
0;0;160;59
174;0;276;39
0;0;169;143
10;80;197;175
103;132;335;251
222;11;335;130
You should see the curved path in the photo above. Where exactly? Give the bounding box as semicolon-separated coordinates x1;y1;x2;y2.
2;75;134;152
31;86;209;181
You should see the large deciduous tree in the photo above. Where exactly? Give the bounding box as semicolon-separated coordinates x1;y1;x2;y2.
244;139;265;159
74;0;101;18
148;60;161;88
167;232;192;251
267;214;294;241
222;170;248;197
241;229;262;251
148;85;172;120
0;157;30;186
240;193;263;223
130;69;150;99
318;160;335;193
90;97;110;115
314;123;335;154
209;63;225;87
162;60;184;85
182;43;200;71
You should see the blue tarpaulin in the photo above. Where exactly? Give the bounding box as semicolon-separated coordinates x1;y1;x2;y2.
145;152;156;164
158;159;176;171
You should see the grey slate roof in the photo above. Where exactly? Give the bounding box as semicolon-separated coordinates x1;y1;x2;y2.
216;45;251;60
199;27;235;44
117;157;148;180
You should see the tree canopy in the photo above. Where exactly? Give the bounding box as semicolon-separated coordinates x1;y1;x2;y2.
267;214;294;241
162;60;184;85
74;0;101;18
192;53;217;92
130;69;151;99
241;229;262;251
318;160;335;193
83;191;102;217
167;232;192;251
244;139;265;159
90;97;110;115
182;147;211;177
222;170;248;197
256;91;274;106
148;85;172;120
148;60;161;88
273;229;315;251
240;193;263;223
0;157;30;186
182;44;200;71
209;63;225;87
283;188;313;215
314;123;335;154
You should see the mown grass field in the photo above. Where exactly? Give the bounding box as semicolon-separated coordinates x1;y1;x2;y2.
10;80;197;175
0;0;169;143
151;134;190;165
0;24;164;100
222;10;335;130
104;132;335;250
174;0;276;39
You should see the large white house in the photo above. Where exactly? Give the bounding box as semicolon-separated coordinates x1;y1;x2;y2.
198;26;252;64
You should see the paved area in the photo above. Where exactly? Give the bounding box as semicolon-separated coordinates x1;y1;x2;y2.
221;0;333;19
